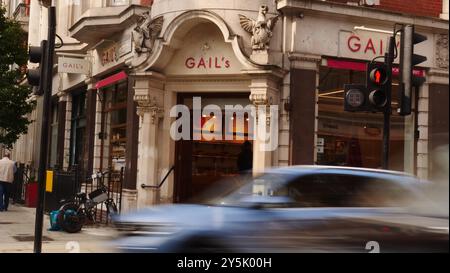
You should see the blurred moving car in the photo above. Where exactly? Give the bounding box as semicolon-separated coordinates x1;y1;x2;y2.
111;166;449;253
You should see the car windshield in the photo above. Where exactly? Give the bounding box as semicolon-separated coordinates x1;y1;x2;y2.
202;173;294;206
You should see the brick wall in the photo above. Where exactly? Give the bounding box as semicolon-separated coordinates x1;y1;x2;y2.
379;0;442;18
327;0;443;18
140;0;153;6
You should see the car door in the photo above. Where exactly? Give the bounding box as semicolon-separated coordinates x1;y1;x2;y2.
264;172;427;252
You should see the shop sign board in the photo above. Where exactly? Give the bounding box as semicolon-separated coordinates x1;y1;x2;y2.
339;30;432;67
58;57;89;74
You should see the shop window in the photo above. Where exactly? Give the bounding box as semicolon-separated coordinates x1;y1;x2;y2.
102;80;128;172
69;91;87;167
69;0;90;26
109;0;129;6
317;65;412;171
178;96;254;200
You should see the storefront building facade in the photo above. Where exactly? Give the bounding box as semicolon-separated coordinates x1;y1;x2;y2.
6;0;448;211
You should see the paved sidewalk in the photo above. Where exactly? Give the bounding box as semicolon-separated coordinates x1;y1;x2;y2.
0;204;118;253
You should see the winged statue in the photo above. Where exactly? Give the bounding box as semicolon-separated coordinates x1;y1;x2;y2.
239;5;279;51
132;11;164;55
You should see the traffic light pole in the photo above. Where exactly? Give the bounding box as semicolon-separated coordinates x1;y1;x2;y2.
382;36;395;170
33;6;56;254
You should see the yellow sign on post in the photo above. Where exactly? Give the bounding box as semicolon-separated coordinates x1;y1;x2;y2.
46;171;54;193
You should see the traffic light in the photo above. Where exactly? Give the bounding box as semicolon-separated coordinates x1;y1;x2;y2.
344;84;367;112
344;62;391;113
399;24;427;116
366;62;389;112
26;40;48;96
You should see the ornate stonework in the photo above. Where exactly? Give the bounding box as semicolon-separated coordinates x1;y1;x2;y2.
250;93;271;105
250;93;277;126
132;11;164;55
135;95;164;124
239;5;279;52
436;34;449;69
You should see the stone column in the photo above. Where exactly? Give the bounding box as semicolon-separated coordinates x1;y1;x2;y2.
424;68;449;181
288;53;321;165
85;81;98;176
416;82;430;180
419;34;449;180
62;94;72;170
133;72;165;208
247;70;284;175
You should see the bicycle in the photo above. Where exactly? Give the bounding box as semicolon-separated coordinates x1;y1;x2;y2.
56;171;118;233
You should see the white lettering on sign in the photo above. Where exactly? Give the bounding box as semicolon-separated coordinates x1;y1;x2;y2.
58;57;89;74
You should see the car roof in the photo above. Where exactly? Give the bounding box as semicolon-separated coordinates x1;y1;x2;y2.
263;165;421;182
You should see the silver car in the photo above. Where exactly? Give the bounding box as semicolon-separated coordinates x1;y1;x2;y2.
111;166;449;253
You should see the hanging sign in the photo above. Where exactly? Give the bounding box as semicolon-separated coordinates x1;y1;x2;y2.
58;57;89;74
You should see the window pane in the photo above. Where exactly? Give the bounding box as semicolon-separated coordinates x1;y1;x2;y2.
317;66;408;171
109;0;128;7
284;174;413;207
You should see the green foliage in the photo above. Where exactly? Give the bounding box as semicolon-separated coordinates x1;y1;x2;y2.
0;6;35;149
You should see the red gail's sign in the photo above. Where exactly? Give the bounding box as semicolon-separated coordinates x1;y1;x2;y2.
339;30;430;67
185;56;231;70
347;35;400;56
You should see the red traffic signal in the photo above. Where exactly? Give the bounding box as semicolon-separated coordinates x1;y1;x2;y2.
366;62;390;112
369;67;388;85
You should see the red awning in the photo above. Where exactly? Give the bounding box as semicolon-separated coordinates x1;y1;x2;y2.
95;71;128;89
326;58;425;78
327;58;367;71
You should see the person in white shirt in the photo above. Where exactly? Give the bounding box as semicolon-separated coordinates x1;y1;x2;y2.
0;153;17;212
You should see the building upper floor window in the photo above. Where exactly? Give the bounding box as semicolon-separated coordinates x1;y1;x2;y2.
109;0;129;6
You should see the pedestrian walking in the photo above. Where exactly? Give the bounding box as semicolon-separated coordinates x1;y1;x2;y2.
0;153;16;212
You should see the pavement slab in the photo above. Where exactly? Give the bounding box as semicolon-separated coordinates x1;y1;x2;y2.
0;204;118;253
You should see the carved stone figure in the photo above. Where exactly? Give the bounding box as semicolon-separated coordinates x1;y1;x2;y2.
436;34;449;69
132;11;164;55
239;5;279;51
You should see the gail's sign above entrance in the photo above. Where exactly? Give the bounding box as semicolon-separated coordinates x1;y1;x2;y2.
165;23;242;75
185;56;231;70
339;30;432;67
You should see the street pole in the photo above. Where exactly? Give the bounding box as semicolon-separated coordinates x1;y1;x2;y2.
33;6;56;254
382;36;395;170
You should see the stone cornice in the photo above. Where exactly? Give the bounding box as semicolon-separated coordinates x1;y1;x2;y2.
130;71;167;81
277;0;449;32
241;67;287;80
287;52;322;63
427;68;449;84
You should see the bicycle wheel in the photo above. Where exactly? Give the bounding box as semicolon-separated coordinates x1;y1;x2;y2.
57;203;85;233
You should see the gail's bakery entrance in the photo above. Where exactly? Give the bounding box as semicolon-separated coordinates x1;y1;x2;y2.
174;93;254;203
